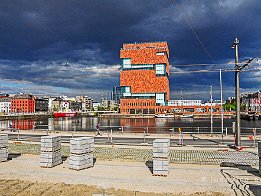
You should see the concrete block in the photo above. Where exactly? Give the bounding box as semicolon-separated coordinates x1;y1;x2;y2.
153;143;170;149
258;142;261;157
40;157;62;165
153;170;169;176
153;147;169;154
153;139;170;148
153;158;169;172
153;158;169;165
0;147;8;154
41;136;61;143
70;144;93;154
0;147;8;162
40;151;61;159
0;134;8;148
0;134;8;141
70;154;86;161
153;152;169;158
69;164;90;170
41;142;61;148
70;137;94;145
41;146;59;151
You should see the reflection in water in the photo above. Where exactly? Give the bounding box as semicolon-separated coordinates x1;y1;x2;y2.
0;116;260;134
12;119;35;130
180;118;194;123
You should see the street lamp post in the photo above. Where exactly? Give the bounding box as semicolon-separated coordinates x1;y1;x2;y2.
210;86;213;137
220;69;224;136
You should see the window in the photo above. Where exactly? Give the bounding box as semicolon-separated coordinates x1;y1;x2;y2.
156;93;166;105
121;86;131;93
156;52;165;56
122;58;131;69
155;64;166;75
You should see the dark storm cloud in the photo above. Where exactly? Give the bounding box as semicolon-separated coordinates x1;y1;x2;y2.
0;0;261;100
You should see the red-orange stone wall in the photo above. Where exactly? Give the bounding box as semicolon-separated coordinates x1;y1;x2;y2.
120;70;170;100
120;42;170;75
11;98;35;113
120;42;170;114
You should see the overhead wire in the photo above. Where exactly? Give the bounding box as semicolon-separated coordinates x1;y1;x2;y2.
172;0;216;65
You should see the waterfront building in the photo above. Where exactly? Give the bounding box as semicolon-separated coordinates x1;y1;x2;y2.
92;102;100;111
35;98;48;112
108;100;118;111
112;86;122;104
52;97;63;112
241;91;261;112
226;97;235;104
85;96;93;110
76;96;93;111
70;101;82;111
60;100;70;111
0;97;11;114
100;98;109;109
11;93;35;113
168;100;202;106
47;97;56;112
120;42;170;114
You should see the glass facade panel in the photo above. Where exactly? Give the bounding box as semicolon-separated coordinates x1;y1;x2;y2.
122;58;131;69
156;93;166;105
155;64;166;75
121;86;131;93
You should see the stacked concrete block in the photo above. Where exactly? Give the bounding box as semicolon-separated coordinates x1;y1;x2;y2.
69;137;94;170
40;136;62;168
0;134;8;162
153;139;170;176
258;142;261;175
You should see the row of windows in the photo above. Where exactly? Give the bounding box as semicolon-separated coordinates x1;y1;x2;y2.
12;100;34;103
120;108;155;114
121;101;155;107
0;103;11;106
121;108;168;113
12;105;34;107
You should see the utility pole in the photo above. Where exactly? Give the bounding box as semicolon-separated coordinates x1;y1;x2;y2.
231;37;255;147
233;37;240;147
210;85;213;136
181;89;184;114
220;69;224;135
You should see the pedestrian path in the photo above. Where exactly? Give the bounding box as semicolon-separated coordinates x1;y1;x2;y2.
94;147;258;166
9;143;259;166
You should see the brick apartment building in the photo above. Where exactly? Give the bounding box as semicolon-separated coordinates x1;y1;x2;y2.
11;93;35;113
120;42;170;114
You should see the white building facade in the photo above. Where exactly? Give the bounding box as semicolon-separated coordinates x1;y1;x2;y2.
0;97;11;114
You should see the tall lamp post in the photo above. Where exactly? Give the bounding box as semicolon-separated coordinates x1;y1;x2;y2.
220;69;224;135
210;86;213;136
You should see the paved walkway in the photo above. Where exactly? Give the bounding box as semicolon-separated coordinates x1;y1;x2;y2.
9;143;259;166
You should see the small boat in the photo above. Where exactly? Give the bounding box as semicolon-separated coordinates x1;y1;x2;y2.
180;114;194;118
53;111;77;118
155;114;173;118
240;112;255;120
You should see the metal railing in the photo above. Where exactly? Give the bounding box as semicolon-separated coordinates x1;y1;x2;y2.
2;124;260;136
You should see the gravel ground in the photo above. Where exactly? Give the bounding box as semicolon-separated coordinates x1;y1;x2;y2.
0;179;174;196
1;154;236;195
